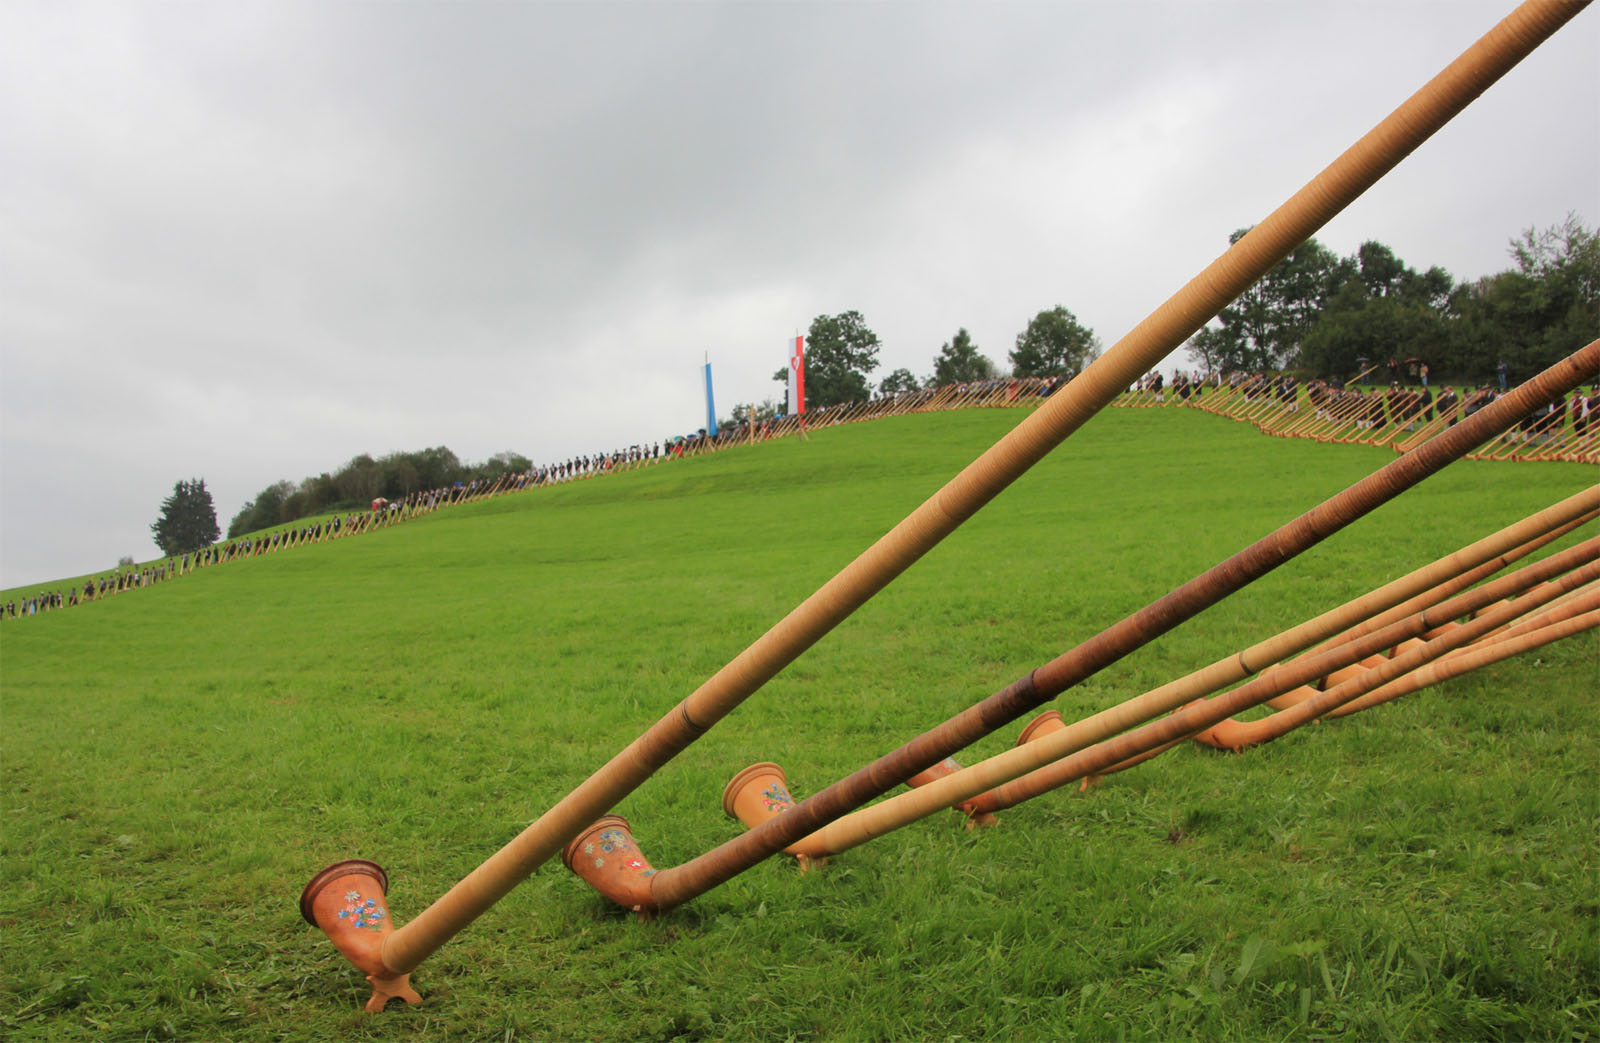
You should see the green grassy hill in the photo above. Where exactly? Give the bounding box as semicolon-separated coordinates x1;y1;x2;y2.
3;407;1596;1041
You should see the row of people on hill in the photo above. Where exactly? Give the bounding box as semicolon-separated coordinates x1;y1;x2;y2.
1290;378;1593;436
2;506;408;622
1133;369;1240;401
1134;363;1596;428
1178;370;1597;448
5;556;182;618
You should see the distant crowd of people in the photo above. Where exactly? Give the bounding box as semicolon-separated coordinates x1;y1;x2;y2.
1118;363;1598;460
3;508;395;620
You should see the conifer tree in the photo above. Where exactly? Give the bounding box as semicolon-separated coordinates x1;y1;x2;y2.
151;478;220;556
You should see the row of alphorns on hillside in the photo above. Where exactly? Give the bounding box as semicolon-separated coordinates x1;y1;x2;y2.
7;370;1590;622
1117;368;1599;462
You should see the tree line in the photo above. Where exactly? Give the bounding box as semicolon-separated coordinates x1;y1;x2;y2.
738;215;1594;425
227;446;532;538
747;305;1100;423
1188;214;1596;382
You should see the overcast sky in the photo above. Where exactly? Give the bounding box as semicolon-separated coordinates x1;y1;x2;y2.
1;2;1595;590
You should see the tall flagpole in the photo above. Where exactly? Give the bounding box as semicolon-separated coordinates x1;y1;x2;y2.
789;332;808;440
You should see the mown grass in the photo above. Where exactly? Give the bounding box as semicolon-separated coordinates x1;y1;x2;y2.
2;406;1596;1042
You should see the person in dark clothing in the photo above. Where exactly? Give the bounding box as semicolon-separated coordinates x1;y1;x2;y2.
1435;386;1458;426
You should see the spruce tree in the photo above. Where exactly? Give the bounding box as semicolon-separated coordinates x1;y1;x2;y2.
151;478;220;556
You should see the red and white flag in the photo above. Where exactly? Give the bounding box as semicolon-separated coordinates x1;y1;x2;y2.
788;335;806;416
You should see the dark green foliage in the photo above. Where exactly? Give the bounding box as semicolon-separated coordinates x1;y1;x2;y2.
149;478;219;555
878;367;921;395
226;446;535;537
227;479;296;538
1187;216;1596;384
1299;242;1454;380
796;310;882;407
1010;306;1101;377
333;453;383;503
932;327;997;384
1447;214;1599;384
724;400;780;428
484;450;533;475
1190;230;1352;372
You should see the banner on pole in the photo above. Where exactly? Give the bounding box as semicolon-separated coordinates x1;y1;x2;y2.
788;335;806;415
704;358;718;437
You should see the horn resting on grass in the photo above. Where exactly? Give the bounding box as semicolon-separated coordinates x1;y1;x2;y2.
298;861;422;1012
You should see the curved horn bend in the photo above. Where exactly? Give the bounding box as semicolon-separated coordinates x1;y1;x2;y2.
560;816;663;917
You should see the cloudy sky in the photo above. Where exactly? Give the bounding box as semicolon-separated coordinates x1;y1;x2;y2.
1;2;1595;590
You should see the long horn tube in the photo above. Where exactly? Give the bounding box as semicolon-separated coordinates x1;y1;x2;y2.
622;352;1596;912
1322;596;1600;719
716;543;1600;872
1185;551;1599;750
302;0;1591;1006
868;543;1600;836
1283;502;1599;669
590;6;1600;913
957;533;1600;804
1309;579;1600;711
1320;393;1375;440
1193;552;1600;741
1460;576;1600;647
1075;518;1598;752
1030;492;1598;755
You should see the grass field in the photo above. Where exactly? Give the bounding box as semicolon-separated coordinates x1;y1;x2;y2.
2;406;1596;1042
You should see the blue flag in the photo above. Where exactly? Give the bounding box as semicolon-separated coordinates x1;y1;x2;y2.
704;358;718;437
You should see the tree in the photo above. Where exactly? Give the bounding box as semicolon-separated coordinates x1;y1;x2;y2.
931;328;996;385
725;400;780;428
152;478;220;555
302;472;339;515
481;451;533;478
228;479;295;537
334;454;384;503
1009;306;1101;378
1298;239;1452;379
381;455;422;497
1352;241;1452;308
775;311;881;407
1185;323;1247;375
1446;215;1598;382
878;368;920;395
1197;230;1350;370
1299;281;1449;380
409;446;464;490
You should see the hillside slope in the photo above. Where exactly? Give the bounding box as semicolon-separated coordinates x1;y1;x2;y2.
3;407;1596;1041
